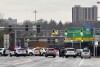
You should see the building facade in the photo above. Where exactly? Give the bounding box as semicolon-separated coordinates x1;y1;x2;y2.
72;5;97;23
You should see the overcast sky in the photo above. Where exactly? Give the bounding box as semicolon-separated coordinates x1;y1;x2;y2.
0;0;99;23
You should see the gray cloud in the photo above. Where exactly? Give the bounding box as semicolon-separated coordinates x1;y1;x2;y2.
0;0;99;23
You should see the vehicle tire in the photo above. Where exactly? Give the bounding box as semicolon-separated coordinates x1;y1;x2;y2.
29;53;33;56
65;56;68;58
45;55;47;57
53;55;56;58
42;53;45;56
15;53;19;57
59;55;62;57
81;57;83;59
0;53;2;56
23;55;26;57
74;56;76;58
89;57;91;59
10;53;12;57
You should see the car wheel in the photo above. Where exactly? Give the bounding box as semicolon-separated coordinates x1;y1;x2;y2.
23;55;26;57
29;53;33;56
15;53;19;57
42;53;45;56
74;56;76;58
65;56;68;58
45;55;47;57
81;57;83;59
53;55;56;58
59;55;62;57
10;53;12;57
0;53;2;56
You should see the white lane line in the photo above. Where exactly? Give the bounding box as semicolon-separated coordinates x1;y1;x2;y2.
49;57;59;67
79;59;84;66
13;59;32;65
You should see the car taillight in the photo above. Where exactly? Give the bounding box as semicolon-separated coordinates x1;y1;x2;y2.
54;50;57;52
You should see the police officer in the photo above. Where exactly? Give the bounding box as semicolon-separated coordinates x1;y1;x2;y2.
40;48;43;56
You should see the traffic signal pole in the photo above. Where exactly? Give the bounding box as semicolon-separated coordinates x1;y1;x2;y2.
93;28;95;57
14;30;17;48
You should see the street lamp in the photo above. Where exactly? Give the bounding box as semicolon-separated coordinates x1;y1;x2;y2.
80;29;83;49
34;10;37;23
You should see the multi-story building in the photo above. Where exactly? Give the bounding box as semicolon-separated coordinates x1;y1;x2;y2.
72;5;97;23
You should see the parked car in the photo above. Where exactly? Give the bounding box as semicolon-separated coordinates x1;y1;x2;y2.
59;48;65;57
10;48;27;57
33;47;46;56
0;48;9;56
45;48;56;57
65;48;77;58
81;49;91;59
76;49;83;56
33;47;40;56
26;48;34;56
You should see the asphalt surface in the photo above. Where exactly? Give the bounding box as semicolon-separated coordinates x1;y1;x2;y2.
0;56;100;67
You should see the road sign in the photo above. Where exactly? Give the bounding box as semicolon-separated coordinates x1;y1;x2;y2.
95;28;100;35
66;27;93;41
55;39;58;42
95;41;98;46
83;26;93;28
95;35;100;41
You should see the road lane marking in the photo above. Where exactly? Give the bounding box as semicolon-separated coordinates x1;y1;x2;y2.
12;57;45;66
79;59;84;66
13;59;32;65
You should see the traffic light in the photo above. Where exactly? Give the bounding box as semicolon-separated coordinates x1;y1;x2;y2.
80;29;83;36
47;38;50;44
53;38;55;44
36;25;40;33
80;29;83;32
52;29;55;36
64;38;66;42
81;40;83;42
25;25;28;31
91;28;93;35
36;39;39;42
64;29;67;36
8;25;12;32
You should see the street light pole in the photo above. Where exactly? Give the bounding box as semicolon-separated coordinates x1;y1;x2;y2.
80;41;81;49
34;10;37;23
14;30;17;47
93;28;96;56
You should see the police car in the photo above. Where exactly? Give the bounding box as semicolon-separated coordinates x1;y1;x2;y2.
10;48;27;57
0;48;9;56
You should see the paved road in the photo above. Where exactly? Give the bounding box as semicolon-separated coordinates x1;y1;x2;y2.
0;56;100;67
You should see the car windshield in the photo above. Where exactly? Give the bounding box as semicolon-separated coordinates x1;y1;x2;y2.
67;49;75;51
48;49;54;51
17;49;25;50
35;49;40;50
83;50;89;52
0;49;3;51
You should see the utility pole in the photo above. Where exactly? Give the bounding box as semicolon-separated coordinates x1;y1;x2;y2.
34;10;37;23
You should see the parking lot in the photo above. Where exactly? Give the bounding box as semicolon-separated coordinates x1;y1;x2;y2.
0;56;100;67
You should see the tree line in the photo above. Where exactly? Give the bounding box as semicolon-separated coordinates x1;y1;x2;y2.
0;18;100;30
